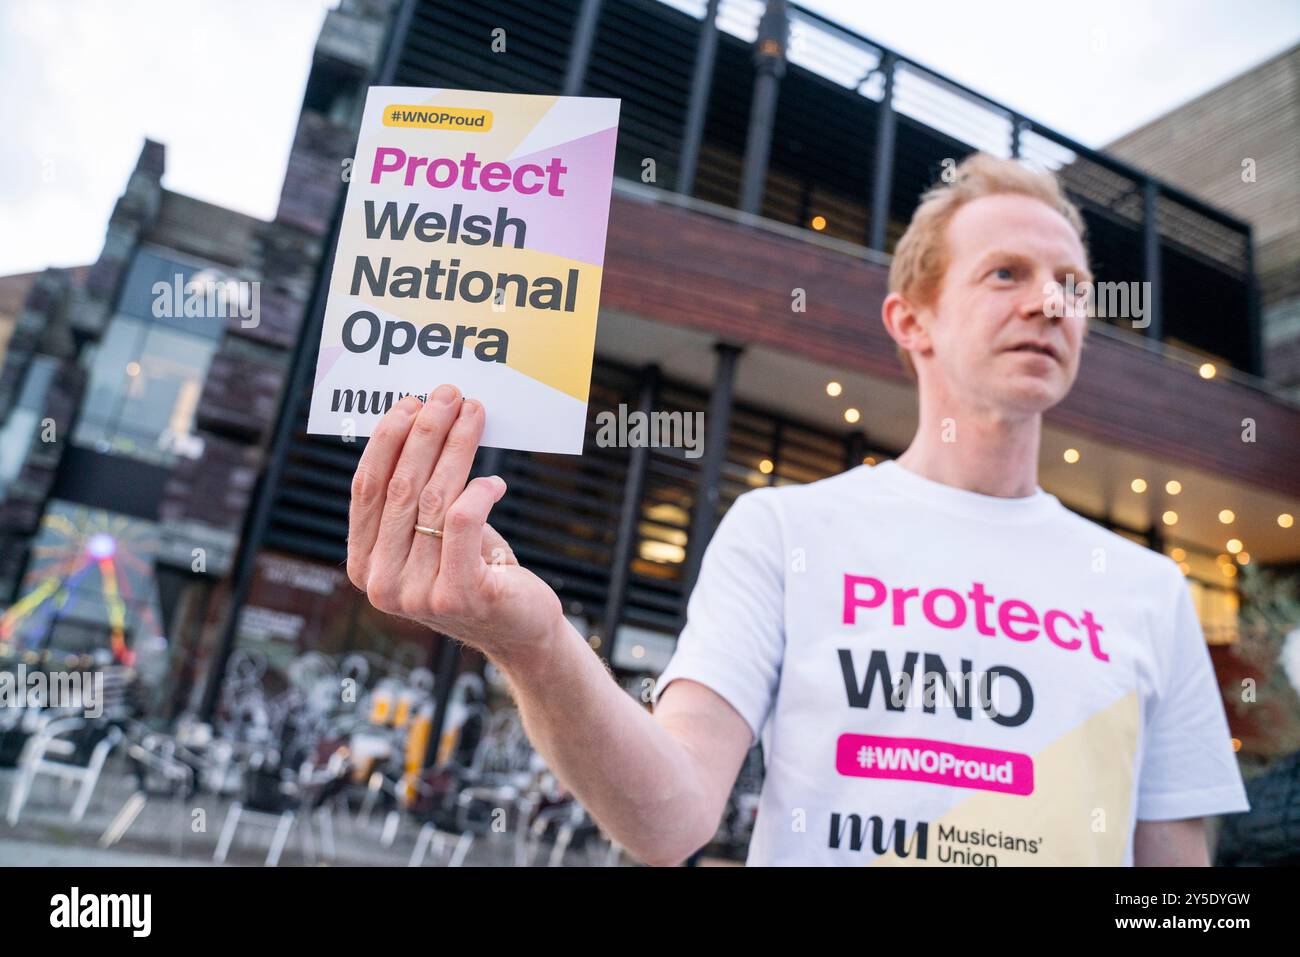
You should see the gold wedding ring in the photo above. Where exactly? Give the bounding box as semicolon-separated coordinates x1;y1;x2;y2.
414;525;444;538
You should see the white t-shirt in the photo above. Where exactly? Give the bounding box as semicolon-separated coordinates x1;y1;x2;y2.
652;460;1250;866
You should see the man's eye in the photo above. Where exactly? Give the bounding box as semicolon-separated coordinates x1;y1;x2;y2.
991;267;1015;281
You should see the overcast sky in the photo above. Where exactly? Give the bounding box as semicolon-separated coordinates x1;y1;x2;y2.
1;0;1296;276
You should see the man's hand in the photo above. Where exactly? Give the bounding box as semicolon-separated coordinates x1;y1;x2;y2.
346;383;564;663
346;385;752;864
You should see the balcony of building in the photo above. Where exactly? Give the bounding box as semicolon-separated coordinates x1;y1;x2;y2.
391;0;1267;382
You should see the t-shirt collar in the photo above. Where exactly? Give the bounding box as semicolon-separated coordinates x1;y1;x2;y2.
868;459;1062;524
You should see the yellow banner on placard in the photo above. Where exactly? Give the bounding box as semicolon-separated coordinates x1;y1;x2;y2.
382;105;493;131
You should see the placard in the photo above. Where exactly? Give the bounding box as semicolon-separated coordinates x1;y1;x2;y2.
307;87;621;454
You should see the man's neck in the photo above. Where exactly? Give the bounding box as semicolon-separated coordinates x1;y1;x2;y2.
895;390;1043;499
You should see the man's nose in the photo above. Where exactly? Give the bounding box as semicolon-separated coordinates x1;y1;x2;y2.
1016;280;1050;320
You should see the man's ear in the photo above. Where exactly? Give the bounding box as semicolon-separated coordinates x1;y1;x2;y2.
882;291;932;361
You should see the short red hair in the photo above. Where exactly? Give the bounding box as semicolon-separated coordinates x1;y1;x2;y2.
888;153;1088;376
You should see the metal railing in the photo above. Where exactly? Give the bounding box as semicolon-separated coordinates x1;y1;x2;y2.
474;0;1259;377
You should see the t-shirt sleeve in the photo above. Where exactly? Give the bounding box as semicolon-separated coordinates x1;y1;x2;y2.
1135;571;1250;820
651;489;785;747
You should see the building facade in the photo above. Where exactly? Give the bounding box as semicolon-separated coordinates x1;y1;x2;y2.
1105;43;1300;399
2;0;1298;764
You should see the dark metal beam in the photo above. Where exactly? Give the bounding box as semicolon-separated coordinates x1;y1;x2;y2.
563;0;604;96
1142;178;1164;345
600;364;661;658
676;0;721;197
844;431;866;472
1145;523;1165;556
738;0;789;215
767;419;783;486
680;343;742;615
868;51;897;252
424;634;461;768
1244;228;1262;377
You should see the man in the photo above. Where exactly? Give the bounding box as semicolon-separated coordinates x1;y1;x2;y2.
345;153;1249;866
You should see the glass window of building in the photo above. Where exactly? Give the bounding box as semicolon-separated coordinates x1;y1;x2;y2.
0;354;58;492
72;248;228;466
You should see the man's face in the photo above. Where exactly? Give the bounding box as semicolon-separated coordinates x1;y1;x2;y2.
919;193;1091;416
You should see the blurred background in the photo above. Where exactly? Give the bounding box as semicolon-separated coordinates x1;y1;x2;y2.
0;0;1297;867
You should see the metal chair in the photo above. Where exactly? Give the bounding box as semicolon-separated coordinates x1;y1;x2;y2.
6;716;123;825
408;823;474;867
212;747;351;866
98;729;197;854
212;752;299;867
